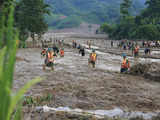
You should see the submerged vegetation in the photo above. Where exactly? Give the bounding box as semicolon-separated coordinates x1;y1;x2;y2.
23;94;53;106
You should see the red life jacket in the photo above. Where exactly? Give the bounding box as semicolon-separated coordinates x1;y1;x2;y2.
42;50;46;54
60;50;64;56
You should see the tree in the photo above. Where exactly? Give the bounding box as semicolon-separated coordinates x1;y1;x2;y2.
135;24;160;40
0;0;16;47
111;16;136;39
0;1;41;120
120;0;132;18
140;0;160;24
100;23;114;34
15;0;50;47
145;0;160;17
100;0;160;41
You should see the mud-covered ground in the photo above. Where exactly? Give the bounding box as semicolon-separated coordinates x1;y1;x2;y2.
14;34;160;119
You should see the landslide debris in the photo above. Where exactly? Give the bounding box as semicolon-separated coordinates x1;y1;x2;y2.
130;63;160;81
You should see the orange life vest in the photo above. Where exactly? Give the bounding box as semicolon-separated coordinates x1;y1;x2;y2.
48;52;54;62
90;53;97;62
121;58;130;69
134;46;139;53
60;50;64;56
42;50;46;54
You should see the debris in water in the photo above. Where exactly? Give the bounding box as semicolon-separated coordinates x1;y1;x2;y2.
130;63;160;81
16;56;30;63
37;106;158;120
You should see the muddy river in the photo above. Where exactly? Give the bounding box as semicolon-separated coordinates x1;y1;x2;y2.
14;34;160;120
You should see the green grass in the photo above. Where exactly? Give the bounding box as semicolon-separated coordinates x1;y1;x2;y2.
0;1;42;120
23;93;53;106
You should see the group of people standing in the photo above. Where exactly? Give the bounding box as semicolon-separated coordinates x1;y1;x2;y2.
41;39;98;71
115;40;159;56
113;40;151;57
111;40;141;73
41;45;64;70
142;40;160;48
41;39;152;73
72;40;97;68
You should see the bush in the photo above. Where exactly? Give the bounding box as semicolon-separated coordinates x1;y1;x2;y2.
0;1;41;120
135;24;160;40
100;23;114;33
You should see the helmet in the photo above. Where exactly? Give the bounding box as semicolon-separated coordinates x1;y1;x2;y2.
122;53;126;57
48;48;52;51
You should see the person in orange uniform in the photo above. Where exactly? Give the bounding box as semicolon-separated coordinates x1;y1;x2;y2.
120;54;130;73
41;48;47;57
60;48;64;57
134;45;139;58
43;48;56;70
88;49;97;68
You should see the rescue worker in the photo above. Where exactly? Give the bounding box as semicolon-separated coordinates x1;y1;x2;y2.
123;43;127;50
88;49;97;68
131;43;135;56
134;45;139;57
72;40;77;48
79;47;85;56
41;48;47;57
75;41;77;48
77;44;81;49
144;48;151;55
72;40;75;48
120;54;130;73
53;45;59;54
60;48;64;57
43;48;56;71
111;41;113;48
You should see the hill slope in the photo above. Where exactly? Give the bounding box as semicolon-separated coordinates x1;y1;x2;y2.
45;0;146;29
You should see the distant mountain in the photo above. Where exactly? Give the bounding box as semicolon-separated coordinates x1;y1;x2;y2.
45;0;146;29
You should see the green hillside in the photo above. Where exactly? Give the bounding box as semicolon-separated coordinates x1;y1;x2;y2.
45;0;146;29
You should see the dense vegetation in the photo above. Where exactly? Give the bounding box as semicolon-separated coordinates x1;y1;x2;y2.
100;0;160;41
0;0;41;120
45;0;146;29
15;0;50;46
